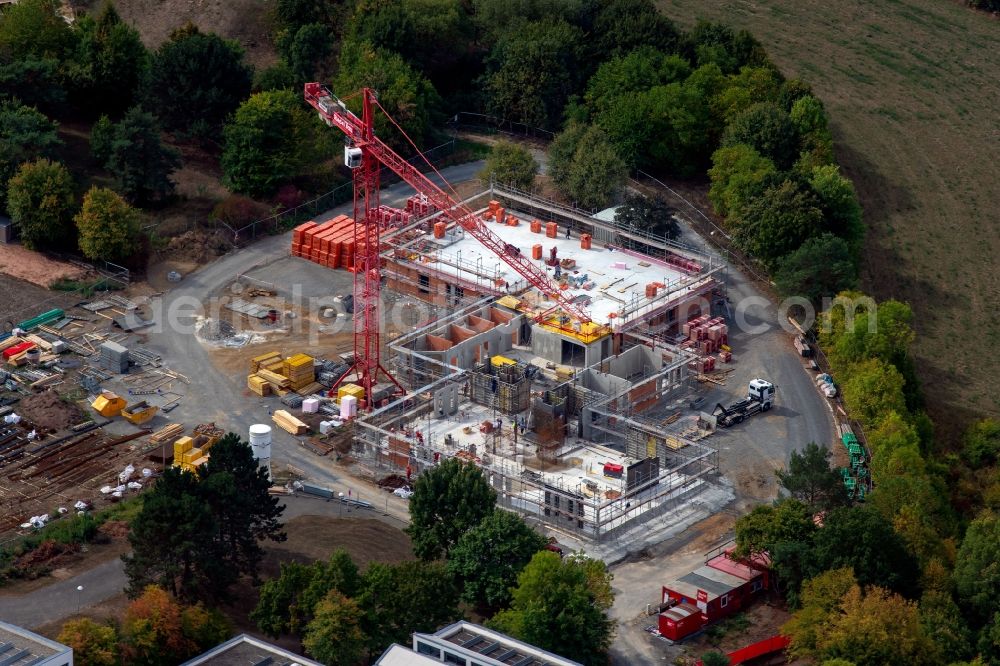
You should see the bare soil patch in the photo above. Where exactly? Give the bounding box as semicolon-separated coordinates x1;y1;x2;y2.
18;390;86;433
0;245;90;288
659;0;1000;436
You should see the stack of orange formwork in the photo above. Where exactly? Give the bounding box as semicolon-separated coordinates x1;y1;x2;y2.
290;215;358;270
406;194;436;217
682;315;729;367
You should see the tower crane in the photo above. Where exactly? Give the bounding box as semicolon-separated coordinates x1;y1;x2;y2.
304;83;591;409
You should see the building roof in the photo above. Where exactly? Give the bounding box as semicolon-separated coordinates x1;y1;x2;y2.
375;644;442;665
660;603;702;623
666;564;749;603
179;634;323;666
706;553;768;581
419;621;584;666
0;621;72;665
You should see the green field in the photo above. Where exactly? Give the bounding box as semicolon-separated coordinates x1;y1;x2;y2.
662;0;1000;435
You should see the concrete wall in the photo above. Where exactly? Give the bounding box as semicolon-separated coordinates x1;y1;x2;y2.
531;327;607;367
416;308;524;370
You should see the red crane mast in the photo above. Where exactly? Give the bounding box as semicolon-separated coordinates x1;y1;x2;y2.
304;83;591;408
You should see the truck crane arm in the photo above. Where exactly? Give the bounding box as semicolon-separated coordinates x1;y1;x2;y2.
304;83;592;324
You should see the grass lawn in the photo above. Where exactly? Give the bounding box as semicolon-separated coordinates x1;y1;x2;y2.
661;0;1000;437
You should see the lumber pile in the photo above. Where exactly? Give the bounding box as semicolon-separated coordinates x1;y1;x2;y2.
257;368;290;388
283;353;315;390
247;374;272;396
251;351;282;372
273;409;308;435
295;381;324;396
150;423;184;443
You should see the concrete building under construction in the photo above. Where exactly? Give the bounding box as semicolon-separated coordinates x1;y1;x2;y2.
316;185;733;547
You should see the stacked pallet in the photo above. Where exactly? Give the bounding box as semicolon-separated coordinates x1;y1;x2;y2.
405;194;435;216
283;353;315;390
273;409;308;435
100;341;130;373
682;315;728;354
290;215;359;270
251;351;282;372
173;437;209;472
257;368;291;388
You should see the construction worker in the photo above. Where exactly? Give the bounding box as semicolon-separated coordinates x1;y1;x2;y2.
565;226;571;238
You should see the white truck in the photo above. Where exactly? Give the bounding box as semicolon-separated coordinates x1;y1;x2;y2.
713;379;776;427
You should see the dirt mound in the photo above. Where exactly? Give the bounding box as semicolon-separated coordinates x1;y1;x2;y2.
18;390;85;433
162;229;232;264
377;474;408;490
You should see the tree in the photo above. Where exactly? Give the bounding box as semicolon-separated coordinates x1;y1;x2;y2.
57;618;118;666
963;419;1000;468
732;497;816;561
954;511;1000;624
358;561;460;659
787;577;939;666
811;505;920;595
0;0;75;60
548;122;587;191
90;115;114;164
722;102;799;169
6;158;75;250
102;107;181;203
683;20;767;74
147;27;253;138
123;468;231;602
488;551;614;666
919;590;973;663
222;89;329;197
406;457;497;560
74;186;141;262
707;144;778;219
0;100;60;212
198;433;286;583
840;358;907;431
733;179;823;266
774;233;858;302
585;47;690;114
303;590;367;666
447;509;546;610
120;586;198;666
483;19;583;130
278;22;331;82
273;0;348;35
252;549;361;637
253;61;297;92
783;567;858;655
478;140;538;190
69;4;149;117
791;95;834;169
179;604;231;653
776;443;849;511
614;192;679;240
0;57;65;111
592;0;679;56
562;124;627;210
334;39;440;152
809;165;863;248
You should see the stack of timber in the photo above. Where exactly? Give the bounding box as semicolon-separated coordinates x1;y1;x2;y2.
150;423;184;443
273;409;308;435
283;354;315;390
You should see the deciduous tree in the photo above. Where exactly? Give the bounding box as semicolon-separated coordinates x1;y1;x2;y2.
57;618;118;666
840;358;907;431
774;233;858;302
592;0;680;57
954;511;1000;624
682;20;767;74
483;19;583;130
221;89;328;197
0;100;60;212
6;158;75;250
733;497;815;561
147;26;253;138
0;57;65;111
776;443;848;511
478;140;538;190
120;586;198;666
919;590;973;663
74;186;141;262
488;551;614;666
0;0;75;60
585;47;690;114
303;590;367;666
358;561;460;659
733;179;822;266
809;165;863;248
707;144;778;219
561;124;626;210
406;457;496;560
334;39;439;152
278;22;330;82
722;102;799;170
447;509;546;610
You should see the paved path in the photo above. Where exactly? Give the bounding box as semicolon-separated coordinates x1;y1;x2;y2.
0;557;126;629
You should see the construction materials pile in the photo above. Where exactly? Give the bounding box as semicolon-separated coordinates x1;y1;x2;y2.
99;341;129;373
682;315;732;373
273;409;308;435
1;332;63;367
291;215;358;269
247;351;322;397
173;436;208;473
